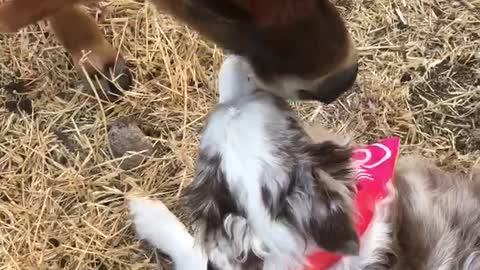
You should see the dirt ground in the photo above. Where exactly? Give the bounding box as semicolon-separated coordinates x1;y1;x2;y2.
0;0;479;269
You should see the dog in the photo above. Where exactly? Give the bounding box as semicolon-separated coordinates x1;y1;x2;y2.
131;55;366;269
181;55;359;270
0;0;357;103
382;157;480;270
130;55;480;270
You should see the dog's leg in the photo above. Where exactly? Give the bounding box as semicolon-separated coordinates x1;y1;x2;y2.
48;5;132;101
129;197;209;270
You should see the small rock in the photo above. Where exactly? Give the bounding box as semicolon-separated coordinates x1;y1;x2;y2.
47;238;61;248
5;98;33;115
53;129;78;153
400;72;412;83
3;81;30;94
59;256;68;268
108;117;153;170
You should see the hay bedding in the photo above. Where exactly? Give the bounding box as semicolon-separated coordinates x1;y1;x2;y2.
0;0;478;269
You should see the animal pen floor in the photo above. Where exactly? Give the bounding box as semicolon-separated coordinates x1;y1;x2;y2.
0;0;479;269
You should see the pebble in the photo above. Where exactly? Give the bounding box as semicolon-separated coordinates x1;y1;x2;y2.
108;117;153;170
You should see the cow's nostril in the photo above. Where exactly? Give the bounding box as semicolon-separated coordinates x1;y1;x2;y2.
296;63;358;103
314;63;359;104
297;89;319;101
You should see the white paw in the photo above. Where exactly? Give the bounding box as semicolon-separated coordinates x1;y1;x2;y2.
130;197;170;236
129;197;208;270
129;197;191;256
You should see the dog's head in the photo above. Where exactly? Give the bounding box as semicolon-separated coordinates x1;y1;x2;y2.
161;0;358;103
185;56;358;269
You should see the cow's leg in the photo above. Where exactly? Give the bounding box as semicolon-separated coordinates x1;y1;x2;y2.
48;5;132;101
0;0;81;32
0;1;133;101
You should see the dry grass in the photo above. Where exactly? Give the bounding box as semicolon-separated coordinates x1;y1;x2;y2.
0;0;479;269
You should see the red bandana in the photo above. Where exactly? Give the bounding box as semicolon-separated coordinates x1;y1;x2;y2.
305;137;401;270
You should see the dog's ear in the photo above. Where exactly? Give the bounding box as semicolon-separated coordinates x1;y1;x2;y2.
306;140;352;168
184;152;238;237
307;140;354;184
310;177;359;255
282;159;358;255
306;141;358;255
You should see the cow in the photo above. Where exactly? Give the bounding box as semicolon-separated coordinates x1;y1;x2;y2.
0;0;358;102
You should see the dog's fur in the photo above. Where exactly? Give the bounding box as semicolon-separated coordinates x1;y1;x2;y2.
130;158;480;270
335;157;480;270
183;56;358;270
131;56;480;270
385;157;480;270
0;0;357;103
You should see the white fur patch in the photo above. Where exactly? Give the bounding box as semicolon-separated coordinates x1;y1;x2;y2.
129;197;208;270
218;55;256;104
202;99;307;264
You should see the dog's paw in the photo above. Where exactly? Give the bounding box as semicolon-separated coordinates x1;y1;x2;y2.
129;197;182;245
129;197;208;268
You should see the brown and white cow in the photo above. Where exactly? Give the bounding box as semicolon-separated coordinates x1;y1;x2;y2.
0;0;358;103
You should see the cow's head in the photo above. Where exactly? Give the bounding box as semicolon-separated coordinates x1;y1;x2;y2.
157;0;358;103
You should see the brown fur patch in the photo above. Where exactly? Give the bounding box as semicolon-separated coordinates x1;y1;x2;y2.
242;0;317;27
0;0;82;32
2;0;356;102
